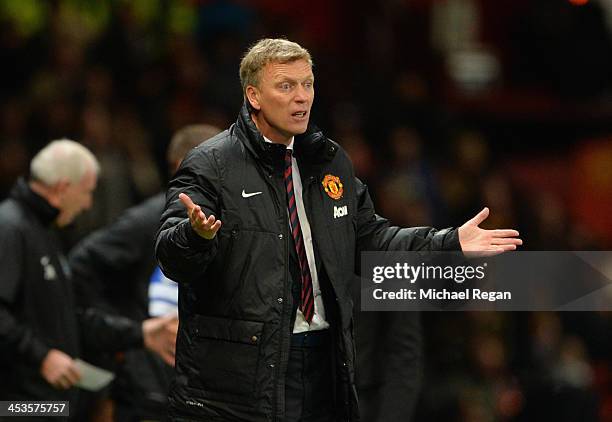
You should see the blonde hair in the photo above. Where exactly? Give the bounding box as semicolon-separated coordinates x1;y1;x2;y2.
30;139;100;186
239;38;313;94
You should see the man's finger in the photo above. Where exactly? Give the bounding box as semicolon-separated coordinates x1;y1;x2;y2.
491;238;523;246
191;205;201;221
64;374;77;388
162;350;175;367
469;207;489;226
55;377;69;390
192;206;207;226
210;220;222;233
204;214;216;227
64;365;81;385
493;229;520;238
178;193;195;211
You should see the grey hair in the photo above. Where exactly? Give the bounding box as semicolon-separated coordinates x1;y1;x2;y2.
30;139;100;186
239;38;313;94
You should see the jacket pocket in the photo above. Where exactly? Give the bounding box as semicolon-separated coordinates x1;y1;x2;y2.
189;315;264;399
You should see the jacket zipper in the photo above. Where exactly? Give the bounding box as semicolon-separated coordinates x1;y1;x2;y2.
265;169;289;422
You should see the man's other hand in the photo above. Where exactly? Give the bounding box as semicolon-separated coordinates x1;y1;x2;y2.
143;314;179;366
458;207;523;257
179;193;222;239
40;349;81;389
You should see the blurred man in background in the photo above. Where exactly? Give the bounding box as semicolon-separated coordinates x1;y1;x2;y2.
354;296;423;421
69;125;221;421
0;139;178;416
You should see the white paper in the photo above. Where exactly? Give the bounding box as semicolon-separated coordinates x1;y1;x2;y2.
74;359;115;392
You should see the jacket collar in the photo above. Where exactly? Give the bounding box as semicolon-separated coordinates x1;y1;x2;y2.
10;177;60;227
234;102;338;172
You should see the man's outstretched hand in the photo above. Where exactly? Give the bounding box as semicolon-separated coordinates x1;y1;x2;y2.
458;207;522;256
179;193;222;239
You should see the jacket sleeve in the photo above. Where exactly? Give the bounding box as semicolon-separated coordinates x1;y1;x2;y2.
68;198;159;309
155;149;221;284
77;307;144;353
0;225;50;366
354;177;461;253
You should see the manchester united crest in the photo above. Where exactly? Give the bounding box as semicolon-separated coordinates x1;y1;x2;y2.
322;174;343;200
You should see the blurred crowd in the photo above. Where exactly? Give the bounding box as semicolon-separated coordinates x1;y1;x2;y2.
0;0;611;421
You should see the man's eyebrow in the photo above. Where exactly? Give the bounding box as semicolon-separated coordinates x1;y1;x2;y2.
275;77;296;83
274;74;314;82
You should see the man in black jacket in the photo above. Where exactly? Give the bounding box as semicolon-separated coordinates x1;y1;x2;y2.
68;124;221;421
156;38;522;421
354;295;423;421
0;139;178;413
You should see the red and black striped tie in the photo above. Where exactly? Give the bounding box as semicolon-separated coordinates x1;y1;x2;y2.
284;149;315;323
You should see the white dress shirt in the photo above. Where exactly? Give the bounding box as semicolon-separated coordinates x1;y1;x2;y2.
264;136;329;333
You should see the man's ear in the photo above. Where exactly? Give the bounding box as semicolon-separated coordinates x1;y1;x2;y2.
246;86;261;111
41;177;69;208
52;178;70;199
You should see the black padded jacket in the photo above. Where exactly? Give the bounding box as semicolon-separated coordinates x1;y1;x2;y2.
156;104;461;421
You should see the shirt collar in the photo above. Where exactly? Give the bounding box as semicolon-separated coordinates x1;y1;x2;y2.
263;135;294;151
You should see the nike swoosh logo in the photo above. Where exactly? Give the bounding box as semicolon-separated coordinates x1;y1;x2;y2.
242;189;263;198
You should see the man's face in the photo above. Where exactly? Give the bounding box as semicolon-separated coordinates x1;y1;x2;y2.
56;170;97;227
247;59;314;144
